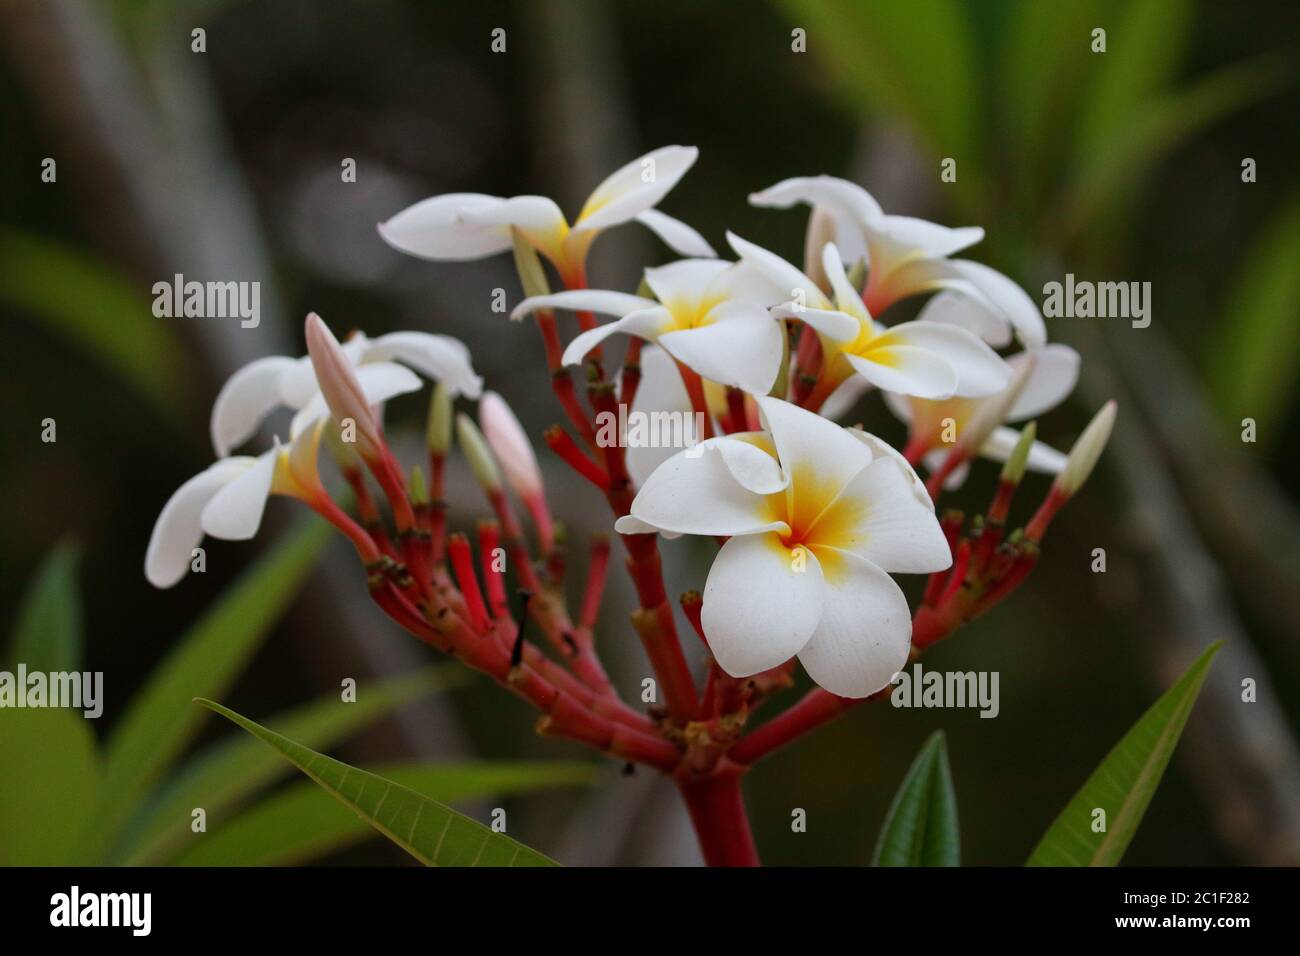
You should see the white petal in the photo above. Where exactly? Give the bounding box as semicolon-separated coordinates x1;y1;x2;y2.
876;320;1011;397
821;241;871;321
874;215;983;258
950;259;1046;349
363;331;482;398
749;175;884;224
726;232;832;310
561;308;669;366
711;434;787;494
1006;345;1080;420
613;514;681;539
457;195;567;240
199;448;278;541
815;458;950;572
377;193;514;261
635;210;716;257
797;551;912;698
756;396;874;510
847;429;930;506
628;442;787;537
574;145;698;232
844;349;958;400
872;254;979;303
145;459;251;587
982;426;1068;473
658;303;783;394
701;533;823;677
916;289;1012;349
290;361;422;439
770;304;861;343
644;258;733;304
511;289;657;322
626;344;694;487
210;356;297;457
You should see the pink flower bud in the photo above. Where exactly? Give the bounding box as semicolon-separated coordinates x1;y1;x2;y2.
479;391;543;500
304;313;384;460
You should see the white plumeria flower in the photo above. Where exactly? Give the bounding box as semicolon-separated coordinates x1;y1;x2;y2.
377;146;714;282
511;258;784;395
885;344;1081;486
730;235;1011;401
616;396;950;698
145;421;328;588
749;175;1046;348
210;316;481;457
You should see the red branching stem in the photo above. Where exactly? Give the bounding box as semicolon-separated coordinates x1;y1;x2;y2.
487;488;541;593
620;337;644;410
447;533;490;634
723;387;748;434
1025;485;1068;543
676;362;716;440
988;477;1017;524
925;447;968;500
427;452;448;563
676;762;760;866
788;322;821;406
679;590;708;647
307;491;382;566
902;432;931;467
579;534;611;630
544;425;610;490
535;309;598;448
939;539;972;606
342;467;398;559
476;521;509;620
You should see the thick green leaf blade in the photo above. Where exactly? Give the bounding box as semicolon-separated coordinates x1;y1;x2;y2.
0;228;186;420
872;731;960;866
116;665;464;865
1208;192;1300;432
89;518;329;859
1028;642;1222;866
170;758;596;866
0;709;100;865
6;541;83;673
195;699;563;866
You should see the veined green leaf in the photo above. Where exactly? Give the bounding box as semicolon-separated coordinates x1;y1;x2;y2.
0;228;186;420
872;731;960;866
6;541;84;673
170;757;595;866
88;518;329;860
1208;192;1300;432
116;665;465;865
1028;642;1221;866
194;699;566;866
0;708;101;865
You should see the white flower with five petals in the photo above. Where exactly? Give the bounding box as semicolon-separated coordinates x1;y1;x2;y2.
749;175;1046;348
377;146;714;282
511;258;784;395
616;397;950;698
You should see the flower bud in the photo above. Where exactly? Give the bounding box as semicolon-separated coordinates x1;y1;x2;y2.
479;391;543;501
1056;400;1117;497
427;381;452;454
956;353;1036;457
304;313;384;460
999;421;1037;486
409;464;429;507
456;412;502;492
511;228;551;301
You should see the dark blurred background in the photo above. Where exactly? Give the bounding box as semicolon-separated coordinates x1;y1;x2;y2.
1;0;1296;865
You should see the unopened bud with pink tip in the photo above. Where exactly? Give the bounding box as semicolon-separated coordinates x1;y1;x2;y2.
1026;400;1117;541
304;312;386;461
479;391;555;552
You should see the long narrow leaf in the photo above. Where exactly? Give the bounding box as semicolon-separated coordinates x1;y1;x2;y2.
872;731;960;866
116;665;463;865
88;518;328;860
6;541;83;673
196;699;561;866
1028;642;1221;866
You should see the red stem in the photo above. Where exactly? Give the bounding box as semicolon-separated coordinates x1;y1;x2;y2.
676;764;760;867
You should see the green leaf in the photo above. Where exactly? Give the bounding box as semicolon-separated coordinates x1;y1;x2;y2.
775;0;985;214
872;731;960;866
170;758;596;866
115;665;465;865
1208;192;1300;432
87;518;329;860
1061;54;1291;237
1028;641;1222;866
0;708;101;865
194;699;564;866
6;541;83;673
0;228;187;421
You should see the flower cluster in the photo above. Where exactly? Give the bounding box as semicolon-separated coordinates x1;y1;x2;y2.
147;146;1115;863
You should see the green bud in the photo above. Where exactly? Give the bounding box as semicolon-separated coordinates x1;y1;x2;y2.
511;228;551;301
427;381;452;454
999;421;1037;485
456;412;502;491
409;465;428;506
